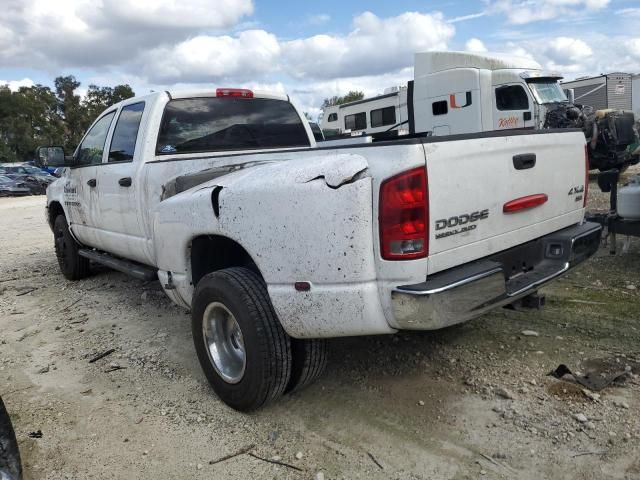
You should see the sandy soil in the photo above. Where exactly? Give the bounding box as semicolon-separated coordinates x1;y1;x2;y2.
1;183;639;480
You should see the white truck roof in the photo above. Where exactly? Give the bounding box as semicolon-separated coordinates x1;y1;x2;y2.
168;89;288;102
414;51;542;77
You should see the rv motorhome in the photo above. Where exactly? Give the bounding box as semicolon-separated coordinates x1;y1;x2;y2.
321;86;409;137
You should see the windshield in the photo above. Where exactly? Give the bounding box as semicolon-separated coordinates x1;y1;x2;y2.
527;80;567;104
0;175;12;183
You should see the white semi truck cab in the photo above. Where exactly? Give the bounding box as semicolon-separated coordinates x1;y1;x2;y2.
411;51;566;135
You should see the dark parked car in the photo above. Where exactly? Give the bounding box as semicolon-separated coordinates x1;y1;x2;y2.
0;175;31;196
4;174;47;194
0;163;55;180
0;164;55;194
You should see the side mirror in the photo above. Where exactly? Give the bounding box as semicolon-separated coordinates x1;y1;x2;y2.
35;146;74;168
566;88;575;104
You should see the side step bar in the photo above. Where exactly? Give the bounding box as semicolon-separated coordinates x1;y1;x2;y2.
78;249;158;281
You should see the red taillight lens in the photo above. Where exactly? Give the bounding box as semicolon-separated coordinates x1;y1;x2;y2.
584;145;589;208
216;88;254;98
379;167;428;260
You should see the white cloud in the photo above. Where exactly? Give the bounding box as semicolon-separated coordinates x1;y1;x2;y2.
138;11;454;83
479;34;640;80
541;37;593;72
143;30;281;83
486;0;610;24
465;38;488;52
281;11;454;79
0;78;35;91
0;0;255;68
99;0;253;29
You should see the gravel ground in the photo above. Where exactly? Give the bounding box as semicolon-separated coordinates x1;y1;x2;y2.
1;176;640;479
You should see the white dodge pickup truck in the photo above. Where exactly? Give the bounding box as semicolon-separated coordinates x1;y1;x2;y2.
43;87;601;411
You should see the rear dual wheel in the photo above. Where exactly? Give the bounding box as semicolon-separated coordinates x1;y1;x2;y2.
192;267;328;411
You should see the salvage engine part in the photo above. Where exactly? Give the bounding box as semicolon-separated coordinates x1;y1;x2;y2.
543;102;640;171
548;363;632;391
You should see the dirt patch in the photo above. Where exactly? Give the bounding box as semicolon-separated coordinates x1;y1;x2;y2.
1;187;640;479
546;381;587;400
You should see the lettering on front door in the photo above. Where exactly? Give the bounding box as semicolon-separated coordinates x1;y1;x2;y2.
498;116;519;128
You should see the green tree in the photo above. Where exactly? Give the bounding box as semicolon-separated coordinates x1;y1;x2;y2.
83;84;135;123
322;91;365;108
0;76;135;162
0;84;64;161
55;75;84;153
0;85;19;161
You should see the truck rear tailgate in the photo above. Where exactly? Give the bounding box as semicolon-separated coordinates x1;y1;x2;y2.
424;131;587;274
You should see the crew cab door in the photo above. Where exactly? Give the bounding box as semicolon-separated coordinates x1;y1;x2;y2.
65;111;116;247
492;83;534;130
94;101;150;264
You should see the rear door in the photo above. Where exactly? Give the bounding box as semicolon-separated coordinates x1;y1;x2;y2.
94;101;149;264
424;131;587;274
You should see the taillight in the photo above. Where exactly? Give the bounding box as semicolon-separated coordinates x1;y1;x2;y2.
584;145;589;208
379;167;428;260
216;88;253;98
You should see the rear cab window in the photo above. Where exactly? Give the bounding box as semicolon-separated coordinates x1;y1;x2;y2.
156;97;310;155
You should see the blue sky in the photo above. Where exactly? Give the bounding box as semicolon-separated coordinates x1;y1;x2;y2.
1;0;639;116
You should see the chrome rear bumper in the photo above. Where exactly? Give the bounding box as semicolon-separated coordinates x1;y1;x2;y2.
391;222;602;330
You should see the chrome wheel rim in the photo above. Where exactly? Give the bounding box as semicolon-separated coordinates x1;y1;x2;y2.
202;302;246;384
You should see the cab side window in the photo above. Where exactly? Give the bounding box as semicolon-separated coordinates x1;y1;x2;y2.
495;85;529;111
109;102;145;162
76;112;116;165
327;113;338;122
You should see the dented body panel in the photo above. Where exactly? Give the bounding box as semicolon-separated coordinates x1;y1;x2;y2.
47;89;596;339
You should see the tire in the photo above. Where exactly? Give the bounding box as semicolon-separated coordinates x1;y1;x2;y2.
0;397;22;480
53;215;90;280
192;267;292;411
286;338;329;393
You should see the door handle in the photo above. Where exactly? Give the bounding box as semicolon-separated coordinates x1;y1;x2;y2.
87;178;97;187
513;153;536;170
118;177;132;187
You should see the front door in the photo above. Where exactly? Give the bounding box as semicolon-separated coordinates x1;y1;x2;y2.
94;101;150;264
66;111;116;247
492;83;534;130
